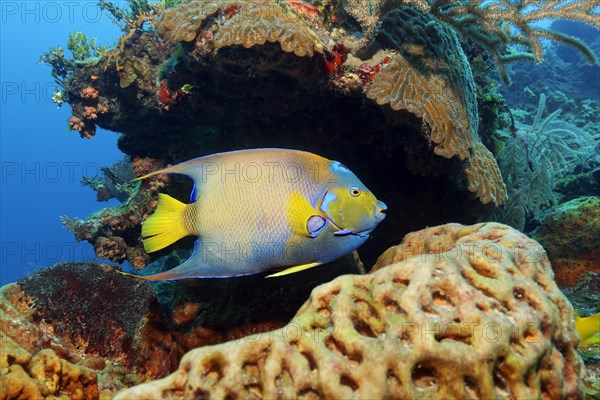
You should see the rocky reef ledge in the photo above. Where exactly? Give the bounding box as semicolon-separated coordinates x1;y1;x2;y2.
1;223;585;399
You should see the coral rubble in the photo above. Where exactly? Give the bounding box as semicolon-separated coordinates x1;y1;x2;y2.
115;223;584;399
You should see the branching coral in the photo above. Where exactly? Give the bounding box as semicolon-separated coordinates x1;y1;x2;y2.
156;0;325;56
494;94;599;229
97;0;164;72
338;0;599;82
430;0;600;83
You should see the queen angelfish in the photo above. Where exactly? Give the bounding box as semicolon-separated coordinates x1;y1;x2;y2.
122;148;387;280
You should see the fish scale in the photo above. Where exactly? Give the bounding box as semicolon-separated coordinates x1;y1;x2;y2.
194;154;326;268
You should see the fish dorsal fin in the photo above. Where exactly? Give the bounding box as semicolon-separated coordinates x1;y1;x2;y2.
287;192;325;238
265;262;322;278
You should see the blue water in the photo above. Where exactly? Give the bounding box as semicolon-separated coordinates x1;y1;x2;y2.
1;2;123;285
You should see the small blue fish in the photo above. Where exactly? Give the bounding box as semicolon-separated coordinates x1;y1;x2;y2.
124;149;387;280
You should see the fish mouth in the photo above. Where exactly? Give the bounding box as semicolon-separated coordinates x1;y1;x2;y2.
325;202;387;238
330;220;377;238
332;227;372;237
375;200;387;222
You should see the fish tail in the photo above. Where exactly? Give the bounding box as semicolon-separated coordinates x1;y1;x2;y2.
142;193;191;253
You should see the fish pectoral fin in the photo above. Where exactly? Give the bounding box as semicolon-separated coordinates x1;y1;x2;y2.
287;192;324;238
266;262;322;278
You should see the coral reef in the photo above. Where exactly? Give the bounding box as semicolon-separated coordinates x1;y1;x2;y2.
533;196;600;287
0;262;176;395
0;256;366;397
48;0;597;290
62;157;169;270
58;0;551;264
493;95;599;230
156;0;326;56
115;223;584;399
367;7;506;204
429;0;600;83
149;252;365;354
0;348;99;400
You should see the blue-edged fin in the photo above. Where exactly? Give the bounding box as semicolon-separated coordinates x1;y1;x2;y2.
142;193;191;253
287;192;326;238
266;262;322;278
118;240;254;280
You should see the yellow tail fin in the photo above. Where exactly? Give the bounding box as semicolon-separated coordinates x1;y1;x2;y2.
142;193;191;253
576;312;600;347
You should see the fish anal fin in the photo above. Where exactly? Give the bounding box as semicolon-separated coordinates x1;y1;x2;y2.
122;240;254;280
287;192;322;238
266;262;322;278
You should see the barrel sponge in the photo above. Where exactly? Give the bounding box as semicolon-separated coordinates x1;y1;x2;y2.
156;0;324;57
115;223;584;399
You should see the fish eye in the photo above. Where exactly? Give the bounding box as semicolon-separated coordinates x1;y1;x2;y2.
350;186;361;197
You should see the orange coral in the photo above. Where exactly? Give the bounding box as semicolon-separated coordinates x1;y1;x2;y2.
97;104;108;114
81;126;96;139
131;157;169;190
69;116;85;131
80;87;99;100
94;236;127;262
68;117;93;138
82;106;98;120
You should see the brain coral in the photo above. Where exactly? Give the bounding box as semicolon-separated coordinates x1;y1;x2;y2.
156;0;324;57
115;223;583;399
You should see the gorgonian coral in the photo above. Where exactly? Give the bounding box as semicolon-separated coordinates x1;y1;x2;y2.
340;0;599;82
430;0;599;82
